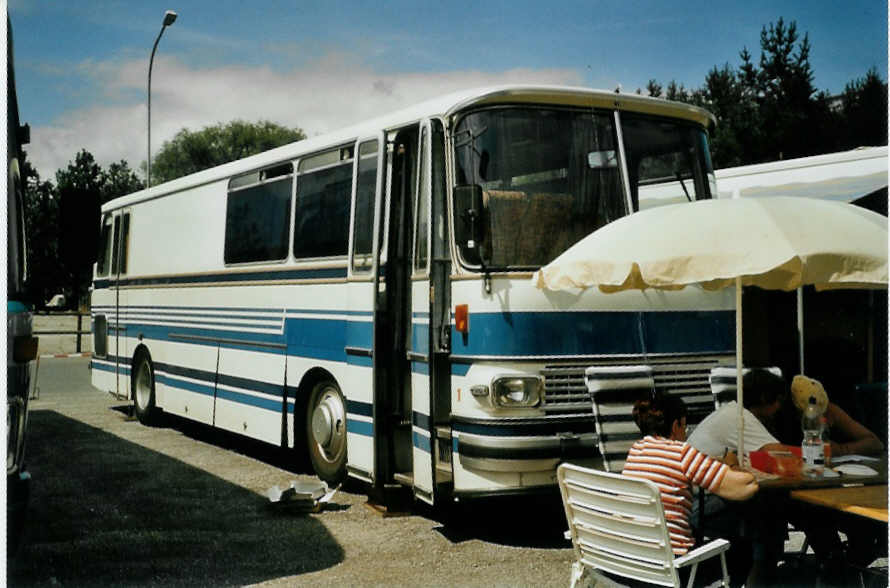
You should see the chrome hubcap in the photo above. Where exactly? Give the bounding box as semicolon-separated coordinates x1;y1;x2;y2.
311;387;345;463
135;362;151;410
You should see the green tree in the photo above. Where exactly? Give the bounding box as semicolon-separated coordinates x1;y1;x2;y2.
101;160;144;204
648;18;872;168
699;64;748;167
841;68;888;149
21;156;63;307
150;119;306;184
56;149;103;310
752;18;820;160
646;79;663;98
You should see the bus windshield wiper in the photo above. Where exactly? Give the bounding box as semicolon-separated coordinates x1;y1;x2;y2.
675;171;692;202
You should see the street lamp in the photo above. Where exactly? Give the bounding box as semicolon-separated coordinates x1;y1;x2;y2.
147;10;177;187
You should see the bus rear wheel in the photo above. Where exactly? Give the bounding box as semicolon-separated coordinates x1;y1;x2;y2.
306;380;347;486
132;352;158;425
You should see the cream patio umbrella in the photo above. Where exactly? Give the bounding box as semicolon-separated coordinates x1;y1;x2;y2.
533;196;888;463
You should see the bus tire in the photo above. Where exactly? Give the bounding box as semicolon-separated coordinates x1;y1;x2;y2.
306;379;347;485
132;352;158;425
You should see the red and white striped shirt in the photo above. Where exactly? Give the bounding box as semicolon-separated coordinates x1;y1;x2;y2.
622;436;728;555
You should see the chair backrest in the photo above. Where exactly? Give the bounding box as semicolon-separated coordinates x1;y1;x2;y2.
708;366;782;409
558;462;679;587
585;365;654;473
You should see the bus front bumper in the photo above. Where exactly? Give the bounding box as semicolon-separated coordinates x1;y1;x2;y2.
455;427;597;472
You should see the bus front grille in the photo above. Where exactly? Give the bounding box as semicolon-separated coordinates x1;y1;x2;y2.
540;355;732;424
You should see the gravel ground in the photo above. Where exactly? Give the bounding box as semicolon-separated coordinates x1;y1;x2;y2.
8;357;575;587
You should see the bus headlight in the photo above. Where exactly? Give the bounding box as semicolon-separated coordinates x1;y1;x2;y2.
491;376;542;408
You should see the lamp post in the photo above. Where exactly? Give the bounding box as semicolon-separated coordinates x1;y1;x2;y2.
147;10;177;188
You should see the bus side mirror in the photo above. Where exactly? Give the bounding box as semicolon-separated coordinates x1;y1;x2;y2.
453;184;488;264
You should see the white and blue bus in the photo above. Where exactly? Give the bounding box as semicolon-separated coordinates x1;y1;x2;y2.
90;86;735;505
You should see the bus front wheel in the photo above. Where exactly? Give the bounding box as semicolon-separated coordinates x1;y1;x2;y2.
306;380;347;486
132;352;158;425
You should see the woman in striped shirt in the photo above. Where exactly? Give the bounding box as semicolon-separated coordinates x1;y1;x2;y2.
622;393;759;556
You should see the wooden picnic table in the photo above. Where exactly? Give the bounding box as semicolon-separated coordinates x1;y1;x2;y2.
753;453;888;522
789;484;888;522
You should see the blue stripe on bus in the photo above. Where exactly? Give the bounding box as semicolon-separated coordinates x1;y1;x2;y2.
412;411;431;431
346;354;373;368
157;374;216;397
450;310;734;356
346;400;373;417
217;372;286;398
411;322;430;355
285;317;346;362
91;361;116;373
451;363;471;376
123;316;283;330
215;387;282;412
347;419;373;436
413;431;431;453
102;306;732;359
411;360;429;375
134;323;288;351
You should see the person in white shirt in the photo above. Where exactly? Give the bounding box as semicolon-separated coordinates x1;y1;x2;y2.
688;368;797;458
688;368;796;587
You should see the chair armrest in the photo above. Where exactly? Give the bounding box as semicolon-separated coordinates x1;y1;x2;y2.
673;538;730;568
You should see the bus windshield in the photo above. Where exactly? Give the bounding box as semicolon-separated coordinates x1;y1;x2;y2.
622;114;715;213
453;107;714;269
454;107;624;269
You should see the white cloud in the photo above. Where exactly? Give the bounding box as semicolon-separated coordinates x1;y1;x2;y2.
27;55;581;180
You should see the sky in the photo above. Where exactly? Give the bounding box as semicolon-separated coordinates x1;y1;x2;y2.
8;0;888;182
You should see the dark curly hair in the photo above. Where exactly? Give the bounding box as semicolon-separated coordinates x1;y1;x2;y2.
742;368;786;409
632;392;687;437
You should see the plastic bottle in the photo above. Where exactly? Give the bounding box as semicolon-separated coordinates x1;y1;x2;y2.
820;415;831;467
801;396;824;477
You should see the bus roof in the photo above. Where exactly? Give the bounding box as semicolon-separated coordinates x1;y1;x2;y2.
103;84;716;212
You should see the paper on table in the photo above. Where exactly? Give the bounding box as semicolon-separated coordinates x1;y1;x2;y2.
834;463;879;477
830;454;880;464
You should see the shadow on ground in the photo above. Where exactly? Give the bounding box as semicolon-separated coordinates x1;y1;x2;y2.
430;492;571;549
8;409;345;587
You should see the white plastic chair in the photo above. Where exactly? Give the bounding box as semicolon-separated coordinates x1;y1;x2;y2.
585;365;654;473
558;463;730;588
708;366;782;409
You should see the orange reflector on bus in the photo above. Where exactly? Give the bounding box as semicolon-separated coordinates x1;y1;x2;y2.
455;304;469;334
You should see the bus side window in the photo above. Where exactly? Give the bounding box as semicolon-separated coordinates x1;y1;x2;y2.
224;164;294;264
110;216;121;275
295;148;353;260
352;140;378;273
413;126;430;273
96;215;113;277
119;213;130;274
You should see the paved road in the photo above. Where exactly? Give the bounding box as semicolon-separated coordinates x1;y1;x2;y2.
8;357;573;587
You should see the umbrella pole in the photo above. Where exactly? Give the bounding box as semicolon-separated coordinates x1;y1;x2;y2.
736;277;745;467
797;287;805;374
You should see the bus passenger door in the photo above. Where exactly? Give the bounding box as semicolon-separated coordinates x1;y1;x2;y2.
344;136;383;482
409;121;435;504
110;210;131;397
373;125;417;499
